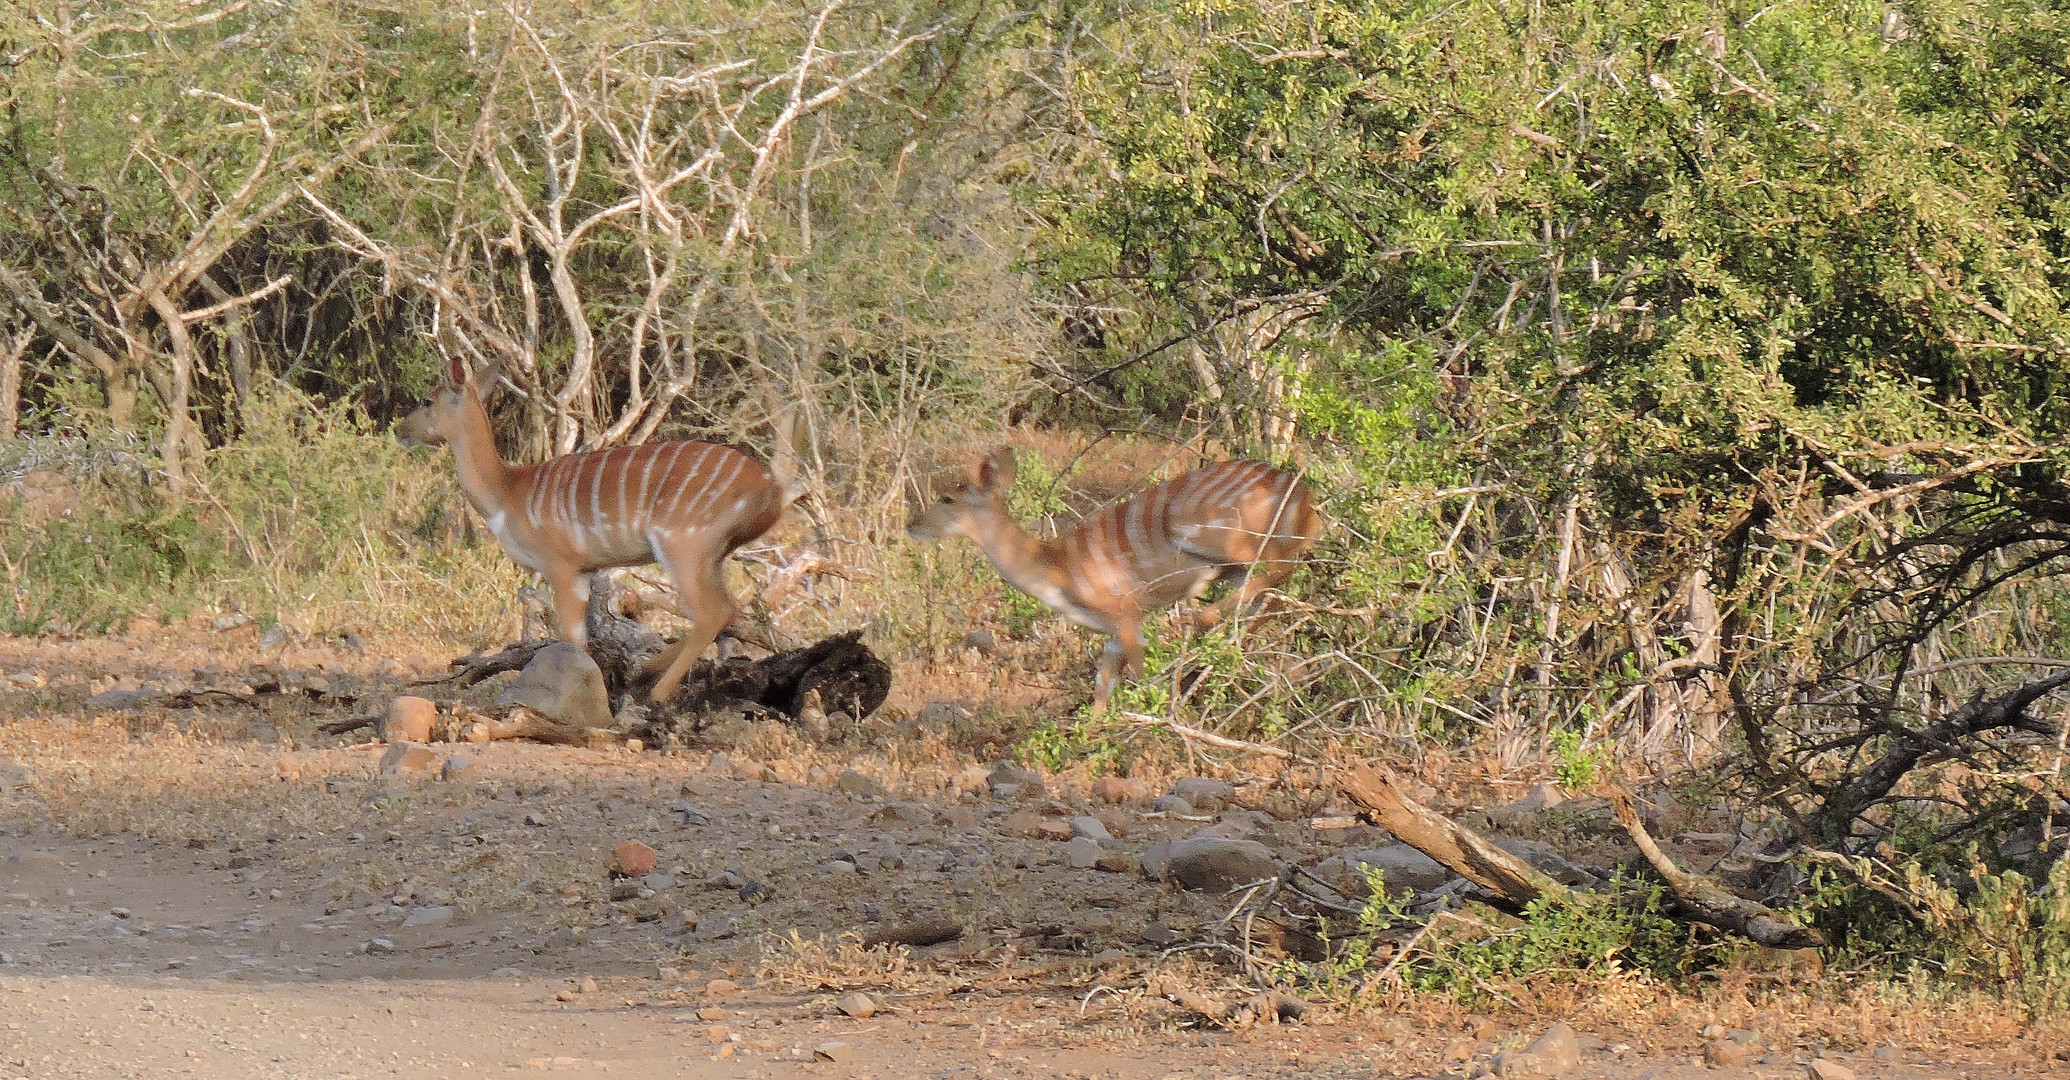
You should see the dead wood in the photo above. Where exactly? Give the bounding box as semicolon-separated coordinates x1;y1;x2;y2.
1337;764;1571;908
316;713;380;736
1609;789;1823;949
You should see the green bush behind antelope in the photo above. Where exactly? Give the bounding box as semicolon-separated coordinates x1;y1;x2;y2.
0;388;493;637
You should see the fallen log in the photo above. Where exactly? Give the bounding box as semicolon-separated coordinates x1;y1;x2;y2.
1337;764;1569;908
1609;789;1823;949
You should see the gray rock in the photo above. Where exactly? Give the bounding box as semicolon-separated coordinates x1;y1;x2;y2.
834;770;888;798
814;1042;855;1063
1063;837;1103;869
1492;839;1599;887
673;804;712;827
640;873;677;892
1165;835;1278;892
1807;1062;1856;1080
1069;816;1112;842
1525;1021;1581;1075
917;701;972;727
960;630;998;656
1345;843;1452;895
366;936;396;954
1872;1046;1901;1062
1149;794;1196;815
401;905;454;928
258;624;291;651
1140;841;1173;881
987;760;1044;799
439;753;478;783
497;642;611;728
1706;1040;1751;1068
83;688;164;712
836;992;877;1018
1170;777;1234;810
0;763;33;790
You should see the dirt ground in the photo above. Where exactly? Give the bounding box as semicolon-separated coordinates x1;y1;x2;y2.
0;627;2052;1079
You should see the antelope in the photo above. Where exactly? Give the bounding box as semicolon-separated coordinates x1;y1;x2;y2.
401;358;794;703
906;448;1322;713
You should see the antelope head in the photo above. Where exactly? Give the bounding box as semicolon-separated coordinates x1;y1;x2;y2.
906;447;1017;541
398;358;493;447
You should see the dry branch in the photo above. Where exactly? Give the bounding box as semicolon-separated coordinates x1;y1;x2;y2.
1337;764;1569;907
1608;789;1822;948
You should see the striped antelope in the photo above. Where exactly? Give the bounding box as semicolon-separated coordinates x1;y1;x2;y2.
906;448;1322;713
400;359;793;703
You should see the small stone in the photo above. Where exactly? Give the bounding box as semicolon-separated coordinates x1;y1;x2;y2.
1089;776;1139;803
1094;852;1136;874
1037;819;1075;842
835;992;876;1018
677;911;701;935
609;880;648;902
377;741;435;777
1806;1062;1856;1080
706;978;740;997
1446;1040;1477;1062
579;975;599;993
439;753;477;782
1164;835;1278;892
1003;809;1044;836
1873;1046;1901;1062
1063;837;1103;869
1149;794;1196;815
959;629;998;656
706;752;732;775
814;1041;855;1063
1705;1040;1750;1068
610;840;659;878
1170;777;1235;810
366;937;396;954
820;859;859;876
1346;844;1455;895
935;806;978;830
871;803;929;825
987;760;1045;798
0;763;35;790
1069;816;1112;842
641;872;676;892
382;696;437;743
917;701;973;727
864;916;963;948
834;770;888;798
1094;809;1132;838
402;905;454;928
1727;1030;1762;1046
704;1024;731;1044
1524;1022;1581;1076
497;642;611;729
696;1007;726;1021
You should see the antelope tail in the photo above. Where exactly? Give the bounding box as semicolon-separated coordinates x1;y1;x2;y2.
764;384;806;507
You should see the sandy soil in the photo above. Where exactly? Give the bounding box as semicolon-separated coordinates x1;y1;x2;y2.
0;630;2044;1079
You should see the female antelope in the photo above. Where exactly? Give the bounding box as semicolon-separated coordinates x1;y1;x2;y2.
401;359;792;702
907;448;1321;713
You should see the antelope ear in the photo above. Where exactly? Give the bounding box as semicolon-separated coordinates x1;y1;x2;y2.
975;447;1017;493
446;356;468;389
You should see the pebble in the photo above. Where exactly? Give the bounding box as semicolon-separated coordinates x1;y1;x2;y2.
1003;809;1044;836
1094;852;1136;873
377;742;435;777
935;806;978;830
496;642;611;728
1522;1021;1581;1076
1149;794;1196;815
918;701;974;726
1806;1062;1856;1080
440;753;478;782
835;992;876;1018
610;840;659;878
1063;837;1103;869
366;937;396;954
987;761;1045;799
706;978;740;997
834;770;888;798
814;1041;855;1063
1170;777;1234;810
382;696;437;743
1094;809;1132;838
1037;819;1075;842
704;1024;732;1044
1705;1040;1750;1068
959;629;998;656
871;803;929;825
641;872;676;892
401;905;454;928
1069;816;1112;842
1163;835;1278;892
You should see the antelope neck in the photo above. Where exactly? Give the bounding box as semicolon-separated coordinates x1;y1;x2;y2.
445;395;517;518
967;505;1067;599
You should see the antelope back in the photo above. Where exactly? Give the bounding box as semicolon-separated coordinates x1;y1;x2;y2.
514;441;785;564
1058;460;1318;608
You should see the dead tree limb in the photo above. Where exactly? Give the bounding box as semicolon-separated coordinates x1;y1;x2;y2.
1337;764;1571;908
316;713;380;736
1609;789;1822;948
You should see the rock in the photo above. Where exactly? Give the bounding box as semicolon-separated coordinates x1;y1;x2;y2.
366;936;396;954
917;701;972;727
864;916;963;948
706;978;740;996
1489;781;1567;828
814;1041;855;1063
610;840;659;879
1806;1062;1856;1080
402;905;454;928
1873;1046;1901;1062
1165;835;1278;892
1492;839;1599;887
83;688;164;711
960;629;998;656
382;696;437;743
378;742;436;777
1170;777;1235;810
1150;794;1196;815
1094;852;1136;873
609;880;649;901
0;763;34;790
1037;819;1075;842
705;752;732;775
703;1024;731;1044
835;992;876;1018
834;770;888;798
1063;837;1103;869
987;760;1045;799
1522;1022;1581;1076
1094;809;1132;838
1002;809;1044;836
689;918;735;942
934;805;978;830
641;872;677;892
496;642;612;729
871;803;929;825
440;753;478;782
1140;841;1173;880
539;927;589;950
1705;1040;1751;1067
1345;844;1453;895
1069;816;1113;842
1090;776;1139;803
